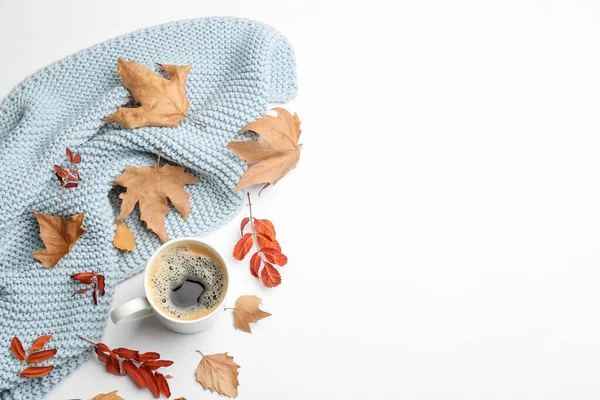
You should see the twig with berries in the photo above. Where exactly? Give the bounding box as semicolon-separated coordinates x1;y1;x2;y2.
233;193;288;288
71;272;105;305
76;335;173;398
54;147;82;198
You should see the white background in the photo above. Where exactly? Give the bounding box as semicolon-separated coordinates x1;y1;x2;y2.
2;0;600;398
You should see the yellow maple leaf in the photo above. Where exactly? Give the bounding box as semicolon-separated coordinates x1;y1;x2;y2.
113;221;135;251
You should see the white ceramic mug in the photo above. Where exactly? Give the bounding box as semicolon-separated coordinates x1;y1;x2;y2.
110;237;229;334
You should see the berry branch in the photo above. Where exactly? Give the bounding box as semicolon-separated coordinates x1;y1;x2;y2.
76;335;173;398
71;272;105;305
232;193;288;287
9;335;57;378
54;148;82;199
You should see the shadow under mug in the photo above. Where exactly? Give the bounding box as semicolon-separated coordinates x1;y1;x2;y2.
110;237;229;334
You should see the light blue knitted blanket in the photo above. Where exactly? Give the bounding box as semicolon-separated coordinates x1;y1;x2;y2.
0;17;296;399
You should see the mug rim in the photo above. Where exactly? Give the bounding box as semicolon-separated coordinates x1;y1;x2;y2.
143;237;229;325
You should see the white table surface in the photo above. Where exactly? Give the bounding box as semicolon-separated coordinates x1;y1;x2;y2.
2;0;600;398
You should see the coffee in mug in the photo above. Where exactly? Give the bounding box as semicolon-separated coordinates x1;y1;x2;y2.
147;242;228;320
110;238;229;333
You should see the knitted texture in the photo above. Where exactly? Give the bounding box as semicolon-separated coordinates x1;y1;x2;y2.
0;17;296;399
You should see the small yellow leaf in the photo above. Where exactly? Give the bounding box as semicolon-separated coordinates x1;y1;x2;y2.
230;295;271;333
113;221;135;251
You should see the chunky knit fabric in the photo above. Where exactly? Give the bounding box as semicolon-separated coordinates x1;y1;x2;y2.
0;17;296;399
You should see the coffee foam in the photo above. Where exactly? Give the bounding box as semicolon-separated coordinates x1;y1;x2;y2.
147;243;227;320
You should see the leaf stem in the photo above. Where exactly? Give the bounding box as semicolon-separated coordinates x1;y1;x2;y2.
258;183;270;198
186;115;206;128
247;193;267;264
247;193;258;248
156;147;163;167
196;350;204;357
75;335;96;346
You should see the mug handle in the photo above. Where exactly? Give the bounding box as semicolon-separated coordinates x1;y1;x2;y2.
110;297;154;324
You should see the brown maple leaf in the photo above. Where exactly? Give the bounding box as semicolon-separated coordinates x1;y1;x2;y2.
227;108;301;191
103;58;204;129
227;295;271;334
195;351;240;398
113;153;199;243
31;212;85;268
113;221;135;251
92;391;124;400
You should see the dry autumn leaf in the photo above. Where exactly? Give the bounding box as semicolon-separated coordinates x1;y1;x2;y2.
28;335;53;353
97;275;106;296
19;366;54;378
139;365;160;397
144;360;174;369
103;58;204;129
92;391;124;400
228;108;301;191
10;337;25;360
226;295;271;334
113;153;199;243
31;212;84;268
260;248;287;266
253;219;276;239
249;252;261;278
195;351;240;398
233;233;253;260
114;348;139;360
156;372;171;398
138;352;160;362
239;217;250;235
122;359;146;388
26;349;57;363
256;233;281;252
113;221;135;251
260;262;281;288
